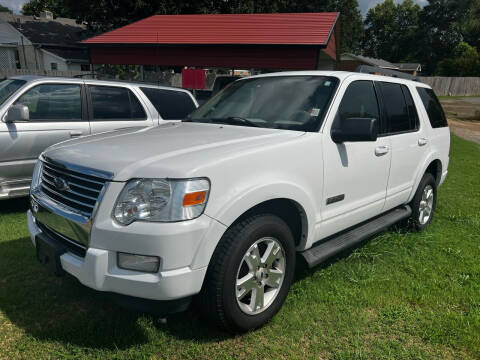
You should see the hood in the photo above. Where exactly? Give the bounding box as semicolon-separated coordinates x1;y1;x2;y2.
43;122;304;181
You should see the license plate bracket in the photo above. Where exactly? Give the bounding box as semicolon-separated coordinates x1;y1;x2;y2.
36;233;66;276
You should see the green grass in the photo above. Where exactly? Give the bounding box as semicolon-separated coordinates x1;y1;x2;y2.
1;135;479;359
438;95;480;99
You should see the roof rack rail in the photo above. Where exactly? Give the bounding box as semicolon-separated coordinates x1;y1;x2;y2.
355;65;419;82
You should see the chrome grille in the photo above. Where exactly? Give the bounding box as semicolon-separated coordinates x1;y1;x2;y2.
40;161;108;217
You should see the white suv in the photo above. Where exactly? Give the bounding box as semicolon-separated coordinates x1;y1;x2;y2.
27;71;450;332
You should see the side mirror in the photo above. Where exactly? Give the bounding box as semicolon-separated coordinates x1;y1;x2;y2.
331;118;378;143
5;104;29;123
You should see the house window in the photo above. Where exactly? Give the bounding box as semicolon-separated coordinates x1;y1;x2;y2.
81;64;90;71
50;62;58;70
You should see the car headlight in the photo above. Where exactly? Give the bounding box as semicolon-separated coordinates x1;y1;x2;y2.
113;178;210;225
30;160;43;194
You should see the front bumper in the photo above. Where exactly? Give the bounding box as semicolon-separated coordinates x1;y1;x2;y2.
27;209;225;301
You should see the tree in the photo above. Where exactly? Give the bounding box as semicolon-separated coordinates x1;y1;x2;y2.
415;0;464;74
362;0;420;62
0;4;12;12
454;0;480;50
22;0;71;17
436;42;480;76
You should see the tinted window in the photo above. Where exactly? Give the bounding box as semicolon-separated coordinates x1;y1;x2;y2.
417;87;448;128
90;86;146;120
0;79;26;106
401;85;419;131
378;82;413;134
334;80;379;128
140;87;196;120
15;83;82;121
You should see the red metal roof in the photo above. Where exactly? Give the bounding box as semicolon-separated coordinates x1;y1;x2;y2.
83;13;339;46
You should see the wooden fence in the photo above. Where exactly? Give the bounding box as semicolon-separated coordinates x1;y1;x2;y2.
0;69;91;79
419;77;480;96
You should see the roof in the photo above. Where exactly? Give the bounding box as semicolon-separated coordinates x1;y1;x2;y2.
247;70;429;88
342;53;398;69
0;12;92;45
82;13;339;46
41;46;89;62
8;75;194;92
393;63;422;71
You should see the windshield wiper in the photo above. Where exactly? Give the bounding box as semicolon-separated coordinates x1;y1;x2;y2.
217;116;261;128
183;117;261;128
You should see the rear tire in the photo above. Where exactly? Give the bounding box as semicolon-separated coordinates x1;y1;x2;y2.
199;214;296;332
408;173;437;231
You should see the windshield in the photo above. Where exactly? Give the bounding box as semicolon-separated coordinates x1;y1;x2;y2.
186;76;339;131
0;79;26;106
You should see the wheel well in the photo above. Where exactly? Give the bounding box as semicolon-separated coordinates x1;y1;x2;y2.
425;160;442;186
232;199;308;247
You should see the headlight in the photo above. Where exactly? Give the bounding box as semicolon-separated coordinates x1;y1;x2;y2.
30;160;43;194
113;178;210;225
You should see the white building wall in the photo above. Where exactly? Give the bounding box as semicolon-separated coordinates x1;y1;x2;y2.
66;62;83;71
41;50;68;71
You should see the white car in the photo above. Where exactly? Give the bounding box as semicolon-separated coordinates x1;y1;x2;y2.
0;76;197;199
27;71;450;332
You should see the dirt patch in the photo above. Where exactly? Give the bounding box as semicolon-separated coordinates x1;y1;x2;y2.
440;97;480;144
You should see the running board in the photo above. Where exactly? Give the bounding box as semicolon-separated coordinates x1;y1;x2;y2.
300;206;412;268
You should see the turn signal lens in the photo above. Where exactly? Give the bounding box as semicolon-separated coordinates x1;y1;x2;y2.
183;191;207;207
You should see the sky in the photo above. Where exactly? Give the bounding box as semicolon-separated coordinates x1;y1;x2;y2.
1;0;429;15
358;0;428;15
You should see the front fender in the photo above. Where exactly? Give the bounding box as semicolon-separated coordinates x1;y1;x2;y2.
209;182;316;229
191;182;317;269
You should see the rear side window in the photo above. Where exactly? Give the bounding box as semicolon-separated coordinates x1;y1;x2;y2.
140;87;196;120
417;87;448;128
378;82;417;134
14;83;82;121
334;80;380;128
401;85;419;131
89;86;146;120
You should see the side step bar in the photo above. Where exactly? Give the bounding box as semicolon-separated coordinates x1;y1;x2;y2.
300;206;412;268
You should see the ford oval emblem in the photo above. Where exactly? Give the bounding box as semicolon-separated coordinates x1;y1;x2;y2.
53;176;70;192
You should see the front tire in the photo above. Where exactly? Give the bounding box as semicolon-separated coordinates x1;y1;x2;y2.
408;173;437;231
199;214;296;332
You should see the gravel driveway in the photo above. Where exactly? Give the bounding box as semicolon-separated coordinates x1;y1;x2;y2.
440;97;480;145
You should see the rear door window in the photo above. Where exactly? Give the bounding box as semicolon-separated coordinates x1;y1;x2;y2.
140;87;197;120
378;82;416;134
89;86;146;120
417;87;448;128
14;83;82;121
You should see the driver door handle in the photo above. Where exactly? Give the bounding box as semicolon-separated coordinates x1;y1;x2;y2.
418;137;428;146
69;130;83;137
375;145;390;156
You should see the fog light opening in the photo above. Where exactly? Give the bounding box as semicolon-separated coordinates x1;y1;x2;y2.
117;252;160;273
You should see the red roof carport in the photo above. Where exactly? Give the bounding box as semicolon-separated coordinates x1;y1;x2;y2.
82;13;340;70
